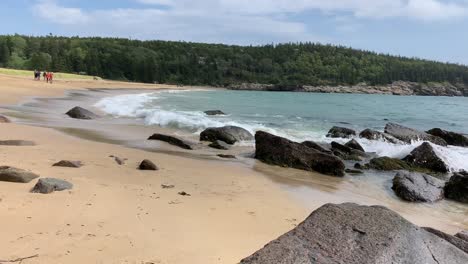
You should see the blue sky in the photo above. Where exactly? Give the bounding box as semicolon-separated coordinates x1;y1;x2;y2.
1;0;468;64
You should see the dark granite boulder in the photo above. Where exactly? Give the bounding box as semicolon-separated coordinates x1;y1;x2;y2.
200;126;253;144
326;126;356;138
392;172;445;202
345;139;365;152
31;178;73;194
385;123;447;146
65;106;100;120
53;160;82;168
138;159;158;171
0;166;39;183
204;110;226;116
444;171;468;203
427;128;468;147
359;129;400;144
423;227;468;254
148;133;193;150
403;142;449;173
301;141;332;154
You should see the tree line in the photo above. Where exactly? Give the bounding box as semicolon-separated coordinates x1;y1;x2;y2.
1;34;467;86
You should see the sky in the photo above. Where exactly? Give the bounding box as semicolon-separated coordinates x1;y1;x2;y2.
1;0;468;64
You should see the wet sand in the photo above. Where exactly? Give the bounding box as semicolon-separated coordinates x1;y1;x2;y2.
0;74;467;263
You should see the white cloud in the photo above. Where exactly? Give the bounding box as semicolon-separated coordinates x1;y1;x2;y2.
35;0;89;25
136;0;175;6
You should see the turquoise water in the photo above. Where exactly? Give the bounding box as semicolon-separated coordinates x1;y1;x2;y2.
95;90;468;171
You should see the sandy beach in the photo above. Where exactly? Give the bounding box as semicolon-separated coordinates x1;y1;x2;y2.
0;74;467;263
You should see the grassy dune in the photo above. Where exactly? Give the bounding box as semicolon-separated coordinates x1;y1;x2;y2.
0;68;100;80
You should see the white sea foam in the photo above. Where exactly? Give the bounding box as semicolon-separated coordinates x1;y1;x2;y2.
95;92;468;172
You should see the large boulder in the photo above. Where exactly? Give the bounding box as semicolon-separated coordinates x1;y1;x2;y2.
403;142;449;173
148;133;193;150
359;129;400;144
444;171;468;203
0;166;39;183
31;178;73;194
423;227;468;254
241;203;468;264
255;131;345;177
65;106;100;120
0;115;11;123
0;140;35;146
392;172;445;202
385;123;447;146
200;126;253;145
365;157;412;171
326;126;356;138
345;139;365;152
204;110;226;116
427;128;468;147
301;141;332;154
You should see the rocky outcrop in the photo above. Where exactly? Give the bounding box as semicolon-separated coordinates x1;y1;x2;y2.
0;140;35;146
423;227;468;254
326;126;356;138
365;157;412;171
200;126;253;145
392;172;445;202
148;133;193;150
0;166;39;183
403;142;449;173
359;129;400;144
427;128;468;147
204;110;226;116
138;159;158;171
444;171;468;203
53;160;82;168
345;139;365;152
331;141;365;161
31;178;73;194
301;141;332;154
0;115;11;123
385;123;447;146
208;140;231;150
65;106;100;120
241;203;468;264
255;131;345;177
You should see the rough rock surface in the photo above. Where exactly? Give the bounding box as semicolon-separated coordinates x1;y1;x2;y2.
200;126;253;144
0;115;11;123
359;129;400;144
208;140;231;150
456;230;468;242
241;203;468;264
392;172;445;202
444;171;468;203
148;133;193;150
0;140;35;146
326;126;356;138
204;110;225;115
0;166;39;183
345;139;365;152
138;159;158;171
255;131;345;177
53;160;82;168
301;141;332;154
427;128;468;147
423;227;468;254
385;123;447;146
365;157;412;171
403;142;449;173
331;141;365;161
31;178;73;194
217;154;236;159
65;106;100;120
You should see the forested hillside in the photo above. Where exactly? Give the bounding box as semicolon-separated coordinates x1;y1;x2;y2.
1;34;468;86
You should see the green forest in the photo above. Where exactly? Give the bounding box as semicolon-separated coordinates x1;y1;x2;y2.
1;34;468;86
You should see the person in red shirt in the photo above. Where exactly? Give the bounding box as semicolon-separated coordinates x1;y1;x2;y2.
49;72;54;84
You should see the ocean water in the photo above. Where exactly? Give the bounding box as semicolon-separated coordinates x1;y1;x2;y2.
95;90;468;172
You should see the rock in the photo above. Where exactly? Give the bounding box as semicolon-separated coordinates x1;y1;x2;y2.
345;169;363;174
65;106;99;120
209;140;231;150
200;126;253;145
359;129;400;144
455;230;468;242
240;203;468;264
331;141;364;161
204;110;225;115
0;166;39;183
148;133;192;150
392;172;445;202
217;154;236;159
354;163;364;170
0;140;35;146
326;126;356;138
365;157;412;171
52;160;82;168
31;178;73;194
161;184;175;189
138;159;158;171
403;142;449;173
427;128;468;147
178;191;191;196
345;139;365;152
255;131;345;177
444;171;468;203
0;115;11;123
301;141;332;154
385;123;447;146
114;157;126;165
423;227;468;254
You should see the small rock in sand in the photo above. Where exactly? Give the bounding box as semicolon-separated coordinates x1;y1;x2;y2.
0;166;40;183
0;140;35;146
31;178;73;194
178;191;191;196
65;106;100;120
53;160;82;168
161;184;175;189
139;159;158;171
148;133;193;150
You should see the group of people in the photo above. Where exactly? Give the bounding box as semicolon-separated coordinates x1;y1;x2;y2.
34;70;54;83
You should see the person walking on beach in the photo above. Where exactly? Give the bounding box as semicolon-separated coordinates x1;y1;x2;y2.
49;72;54;84
43;71;47;81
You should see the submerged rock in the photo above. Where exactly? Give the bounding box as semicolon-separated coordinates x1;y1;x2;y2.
209;140;231;150
385;123;447;146
138;159;158;171
0;140;35;146
403;142;449;173
423;227;468;254
148;133;193;150
200;126;253;145
255;131;345;177
326;126;356;138
31;178;73;194
65;106;100;120
359;129;400;144
204;110;226;116
52;160;82;168
392;172;445;202
344;139;365;152
0;166;39;183
241;203;468;264
444;171;468;203
427;128;468;147
365;157;412;171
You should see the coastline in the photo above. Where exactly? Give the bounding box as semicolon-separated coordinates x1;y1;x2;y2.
1;75;467;263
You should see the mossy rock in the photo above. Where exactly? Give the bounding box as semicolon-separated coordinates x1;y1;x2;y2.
365;157;413;171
